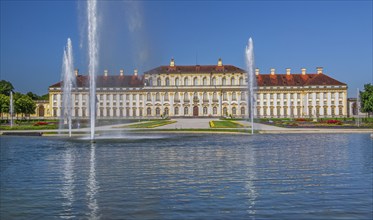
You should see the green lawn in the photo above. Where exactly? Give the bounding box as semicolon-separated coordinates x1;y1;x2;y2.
210;120;246;128
0;124;58;130
124;120;176;128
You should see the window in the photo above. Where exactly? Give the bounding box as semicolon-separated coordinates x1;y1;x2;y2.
241;92;245;101
132;94;136;100
147;93;151;101
231;77;235;85
239;77;243;85
149;78;153;86
213;92;217;101
203;77;207;86
147;107;151;116
107;108;110;117
203;107;208;115
157;78;161;86
184;107;189;115
203;92;208;101
139;94;143;100
126;108;130;116
241;107;245;115
156;93;160;101
165;77;170;86
156;107;160;116
184;77;189;86
133;108;136;117
164;107;169;116
174;107;179;115
232;107;237;115
232;92;237;100
193;92;198;101
222;77;226;85
324;106;328;116
139;109;142;116
223;92;227;101
212;77;216;86
193;77;198;86
164;92;169;101
213;107;217;114
277;107;281;116
184;92;189;101
339;107;343;115
174;92;180;101
175;77;179;86
223;107;228;116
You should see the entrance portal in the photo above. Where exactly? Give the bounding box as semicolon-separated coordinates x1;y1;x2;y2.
193;106;198;117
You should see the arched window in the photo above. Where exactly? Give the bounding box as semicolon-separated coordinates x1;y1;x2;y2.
223;107;228;116
222;77;226;86
157;78;161;86
184;92;189;101
174;107;179;115
231;77;235;85
203;107;208;115
165;77;170;86
232;107;237;115
213;107;217;115
203;92;208;101
213;92;217;101
164;107;169;116
203;77;207;86
232;92;237;100
164;92;169;101
212;77;216;86
193;77;198;86
147;107;151;116
147;93;151;101
184;77;189;86
174;92;180;101
156;107;160;116
241;107;245;115
239;77;244;85
156;92;160;101
184;107;189;115
175;77;179;86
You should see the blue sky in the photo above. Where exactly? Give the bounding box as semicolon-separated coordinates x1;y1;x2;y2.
1;1;372;96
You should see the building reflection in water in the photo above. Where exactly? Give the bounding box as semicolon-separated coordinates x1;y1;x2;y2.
87;143;99;220
60;146;75;219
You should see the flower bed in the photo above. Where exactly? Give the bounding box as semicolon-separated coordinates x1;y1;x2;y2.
33;122;49;126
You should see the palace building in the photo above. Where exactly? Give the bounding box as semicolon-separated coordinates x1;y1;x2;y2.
48;58;347;119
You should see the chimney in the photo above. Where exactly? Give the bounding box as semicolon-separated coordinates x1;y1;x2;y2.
120;69;124;76
301;68;306;75
217;58;223;67
255;68;259;75
286;68;291;75
74;69;79;77
104;69;108;76
134;68;138;76
170;58;175;67
316;67;323;74
270;68;275;75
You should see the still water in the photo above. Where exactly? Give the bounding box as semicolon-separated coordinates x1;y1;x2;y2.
1;134;372;219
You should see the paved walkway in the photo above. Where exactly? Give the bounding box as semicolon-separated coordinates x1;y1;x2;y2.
158;118;214;129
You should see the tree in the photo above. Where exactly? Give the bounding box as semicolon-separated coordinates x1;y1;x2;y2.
360;83;373;117
14;95;36;119
26;92;41;100
0;80;14;96
0;94;10;119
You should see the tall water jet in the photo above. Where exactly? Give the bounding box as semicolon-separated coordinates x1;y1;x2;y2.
60;38;76;137
245;38;256;134
9;92;13;128
87;0;99;141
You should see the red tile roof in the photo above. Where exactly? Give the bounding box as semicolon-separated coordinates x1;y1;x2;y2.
49;75;143;88
144;65;245;74
256;73;346;87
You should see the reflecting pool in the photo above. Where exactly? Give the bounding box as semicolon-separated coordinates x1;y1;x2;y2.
1;133;372;219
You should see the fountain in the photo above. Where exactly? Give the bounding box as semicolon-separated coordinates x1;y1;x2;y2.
87;0;99;141
245;37;256;134
9;91;13;127
60;38;76;137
